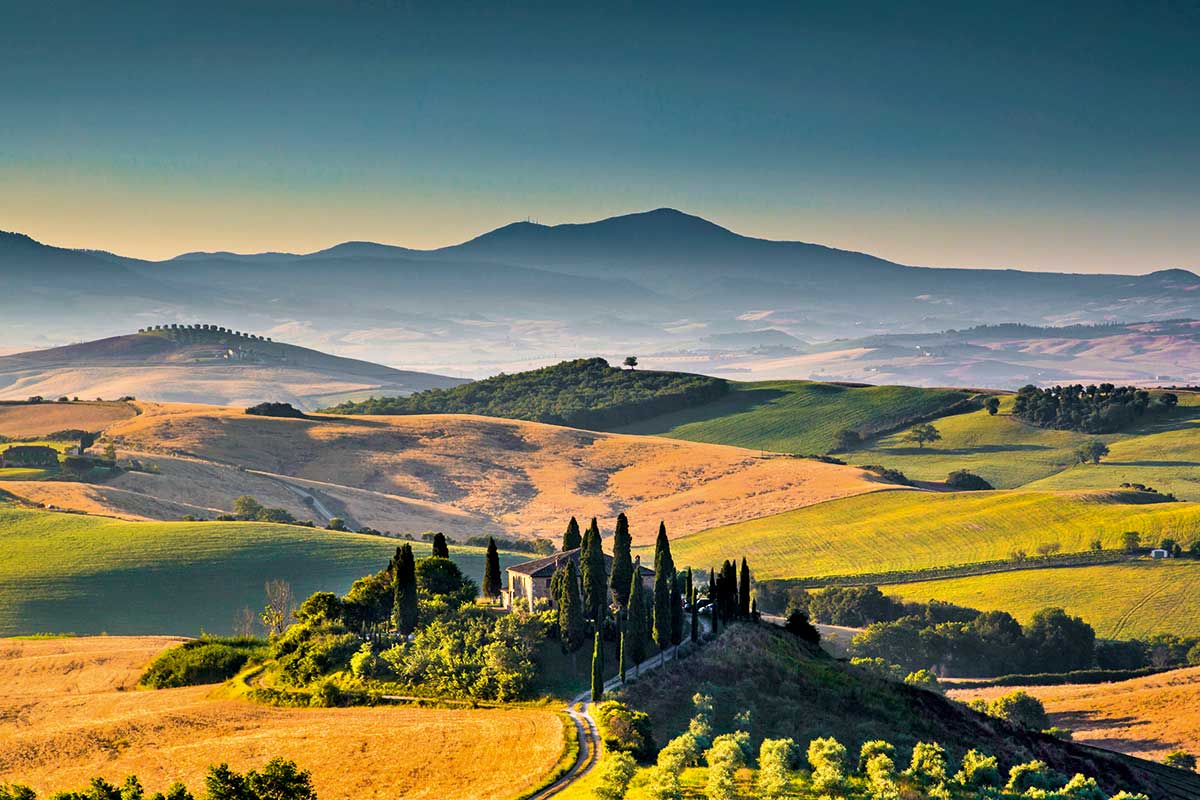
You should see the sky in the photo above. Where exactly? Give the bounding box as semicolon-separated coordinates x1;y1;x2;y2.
1;1;1197;272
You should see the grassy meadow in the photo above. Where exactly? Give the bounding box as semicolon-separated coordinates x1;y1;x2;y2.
660;489;1200;581
883;560;1200;639
846;392;1200;494
0;506;524;636
616;380;972;454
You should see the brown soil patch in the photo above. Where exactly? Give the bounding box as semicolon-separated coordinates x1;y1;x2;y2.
0;637;563;800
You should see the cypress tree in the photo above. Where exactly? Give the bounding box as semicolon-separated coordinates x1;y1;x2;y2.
609;512;633;607
739;557;751;618
394;544;418;634
725;560;738;622
626;557;648;669
669;573;683;646
562;516;582;551
581;517;608;623
556;560;586;657
590;630;604;701
652;522;675;658
618;619;628;683
431;532;450;559
482;537;502;601
690;580;699;643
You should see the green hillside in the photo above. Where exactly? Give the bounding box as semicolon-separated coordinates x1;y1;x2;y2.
846;392;1200;494
617;380;973;454
0;506;521;636
659;489;1200;581
883;560;1200;639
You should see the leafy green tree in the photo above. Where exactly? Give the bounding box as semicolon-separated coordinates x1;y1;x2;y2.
482;537;502;601
562;516;582;551
833;428;861;452
865;753;900;800
1076;439;1110;464
738;558;751;618
652;522;675;657
955;749;1002;789
903;668;942;693
1122;530;1142;552
904;741;947;787
415;557;476;605
393;544;418;634
985;396;1000;415
591;630;604;701
704;735;745;800
295;591;343;623
756;738;795;800
245;758;316;800
807;736;847;793
610;513;633;607
1025;607;1096;672
622;356;638;369
232;495;263;521
326;517;348;531
430;532;450;559
858;740;896;772
987;690;1050;730
1164;750;1197;771
905;423;942;448
581;517;608;623
593;750;637;800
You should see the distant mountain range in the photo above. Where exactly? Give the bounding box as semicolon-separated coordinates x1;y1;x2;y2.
3;209;1198;379
0;327;463;409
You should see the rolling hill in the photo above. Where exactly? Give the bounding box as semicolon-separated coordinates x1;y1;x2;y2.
0;328;464;409
662;488;1200;581
0;400;897;540
0;506;527;636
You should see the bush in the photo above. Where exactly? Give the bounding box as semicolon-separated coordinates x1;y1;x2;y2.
945;469;994;490
986;690;1050;730
955;749;1002;789
806;736;847;792
595;701;656;761
140;637;268;688
245;402;306;419
1163;750;1197;771
859;464;915;486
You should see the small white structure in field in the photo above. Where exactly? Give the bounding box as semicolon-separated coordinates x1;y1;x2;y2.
1150;548;1170;559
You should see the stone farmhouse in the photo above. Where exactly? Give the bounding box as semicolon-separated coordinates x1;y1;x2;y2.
502;547;655;610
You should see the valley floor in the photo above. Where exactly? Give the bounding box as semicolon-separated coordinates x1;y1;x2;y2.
0;637;564;799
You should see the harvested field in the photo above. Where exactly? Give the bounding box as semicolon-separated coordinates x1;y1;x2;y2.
0;401;134;438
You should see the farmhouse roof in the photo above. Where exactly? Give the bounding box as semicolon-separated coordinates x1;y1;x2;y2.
506;547;655;578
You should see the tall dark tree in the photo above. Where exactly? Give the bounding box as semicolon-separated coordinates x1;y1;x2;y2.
652;522;675;657
562;516;582;551
618;622;628;683
609;512;633;607
625;557;648;669
708;567;719;636
669;572;683;646
482;537;502;601
739;558;752;619
581;517;608;623
590;630;604;701
689;573;699;643
393;544;418;634
555;560;587;657
431;532;450;559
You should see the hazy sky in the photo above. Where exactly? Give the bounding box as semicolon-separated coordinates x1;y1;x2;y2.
2;1;1197;272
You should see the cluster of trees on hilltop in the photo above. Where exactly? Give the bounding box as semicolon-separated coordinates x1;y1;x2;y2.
321;357;729;429
1012;384;1177;433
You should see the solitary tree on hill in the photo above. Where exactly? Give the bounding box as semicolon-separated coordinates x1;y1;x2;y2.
985;397;1001;415
652;522;675;659
833;428;861;452
562;516;582;551
581;517;608;624
431;532;450;559
610;513;633;607
1076;440;1110;465
623;356;638;370
905;423;942;449
482;537;502;602
393;544;418;635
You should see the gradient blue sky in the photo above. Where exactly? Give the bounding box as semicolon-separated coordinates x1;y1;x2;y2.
1;1;1197;272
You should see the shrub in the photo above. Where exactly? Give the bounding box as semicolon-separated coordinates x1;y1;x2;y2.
865;753;900;800
1164;750;1197;771
140;637;267;688
903;668;942;693
858;740;896;772
756;738;796;800
860;464;915;486
945;469;994;490
593;751;637;800
904;741;947;787
1059;773;1107;800
595;701;656;761
986;690;1050;730
1005;760;1058;793
955;749;1001;789
245;402;306;419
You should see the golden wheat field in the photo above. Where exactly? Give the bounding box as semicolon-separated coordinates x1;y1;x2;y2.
949;667;1200;762
0;402;135;438
0;637;564;800
32;402;894;542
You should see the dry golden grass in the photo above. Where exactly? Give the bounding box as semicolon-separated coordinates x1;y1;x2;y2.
73;403;891;542
949;667;1200;761
0;402;134;438
0;637;564;800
